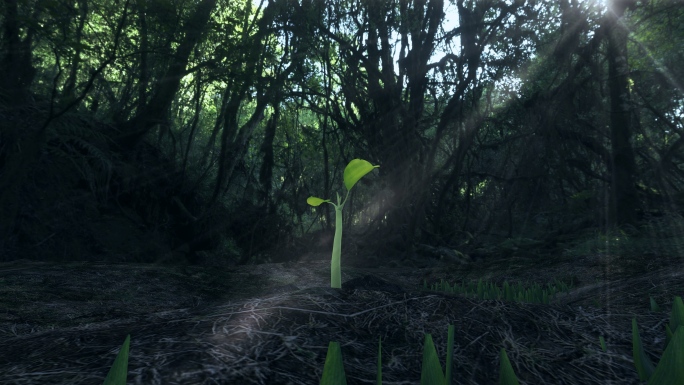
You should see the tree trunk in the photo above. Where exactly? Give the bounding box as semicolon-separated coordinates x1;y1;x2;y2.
115;0;217;148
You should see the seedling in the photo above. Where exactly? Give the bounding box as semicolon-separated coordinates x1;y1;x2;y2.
307;158;379;289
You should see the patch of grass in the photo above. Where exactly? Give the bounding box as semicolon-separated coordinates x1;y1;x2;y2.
418;276;575;305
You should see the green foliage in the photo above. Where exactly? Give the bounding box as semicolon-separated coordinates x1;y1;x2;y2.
631;296;684;385
646;327;684;385
319;324;460;385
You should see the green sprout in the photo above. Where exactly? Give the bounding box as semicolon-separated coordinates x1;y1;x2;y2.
307;159;380;289
102;334;130;385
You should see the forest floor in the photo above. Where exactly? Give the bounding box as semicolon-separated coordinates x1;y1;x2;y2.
0;237;683;384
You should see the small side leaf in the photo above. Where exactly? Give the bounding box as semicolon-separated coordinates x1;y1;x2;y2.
308;196;331;207
343;159;379;191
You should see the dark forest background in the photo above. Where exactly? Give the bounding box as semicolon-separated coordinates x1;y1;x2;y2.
0;0;682;267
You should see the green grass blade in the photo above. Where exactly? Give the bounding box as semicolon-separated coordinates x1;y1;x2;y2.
599;336;607;352
377;337;382;385
321;342;347;385
669;297;684;335
102;334;130;385
445;325;454;385
650;296;661;312
647;326;684;385
632;318;656;381
420;334;445;385
498;348;520;385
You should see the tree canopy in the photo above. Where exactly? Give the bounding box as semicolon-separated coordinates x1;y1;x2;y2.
0;0;682;264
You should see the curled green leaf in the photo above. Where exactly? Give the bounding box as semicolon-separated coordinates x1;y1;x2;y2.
343;159;380;191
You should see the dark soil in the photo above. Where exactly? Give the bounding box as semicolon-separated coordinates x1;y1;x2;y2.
0;248;682;384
